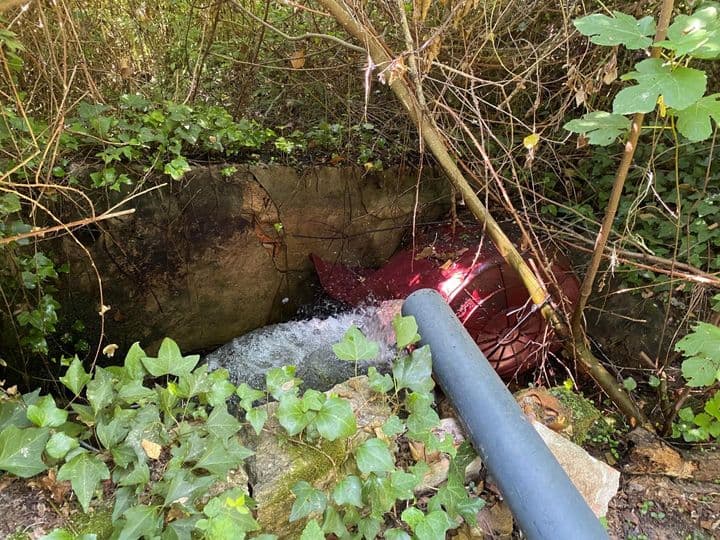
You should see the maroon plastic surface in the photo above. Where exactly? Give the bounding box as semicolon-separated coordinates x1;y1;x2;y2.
312;226;580;378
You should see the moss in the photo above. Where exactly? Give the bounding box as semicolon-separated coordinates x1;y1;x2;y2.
66;506;114;539
550;386;602;445
6;532;30;540
257;434;351;537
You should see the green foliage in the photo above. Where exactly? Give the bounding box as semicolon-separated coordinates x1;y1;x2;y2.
332;325;380;361
573;11;656;49
0;320;485;538
673;318;720;442
567;4;720;144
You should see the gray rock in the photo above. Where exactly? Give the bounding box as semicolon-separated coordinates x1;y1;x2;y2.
205;300;402;391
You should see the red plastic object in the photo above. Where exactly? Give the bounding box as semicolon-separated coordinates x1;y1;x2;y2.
311;226;580;378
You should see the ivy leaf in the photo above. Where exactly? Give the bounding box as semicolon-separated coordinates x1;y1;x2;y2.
204;405;241;441
384;529;412;540
0;192;21;215
322;506;347;537
57;452;110;512
141;338;199;377
367;367;394;393
613;59;707;115
59;356;91;395
164;156;191;180
659;5;720;59
382;415;405;437
194;437;253;477
277;395;315;436
266;366;300;400
300;519;324;540
27;395;68;428
38;529;96;540
122;342;147;381
393;345;433;393
290;481;327;522
163;469;214;506
313;397;356;441
236;383;265;411
332;475;363;507
674;94;720;142
0;425;50;477
408;509;455;540
573;11;656;50
393;314;421;349
332;325;379;361
563;111;631;146
86;367;115;414
246;407;268;435
46;432;79;460
355;438;395;475
117;505;162;540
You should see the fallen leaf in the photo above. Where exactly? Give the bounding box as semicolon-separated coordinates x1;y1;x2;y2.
102;344;119;357
289;49;305;69
523;133;540;149
141;438;162;460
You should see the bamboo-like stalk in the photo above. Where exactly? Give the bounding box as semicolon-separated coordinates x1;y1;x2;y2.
313;0;648;424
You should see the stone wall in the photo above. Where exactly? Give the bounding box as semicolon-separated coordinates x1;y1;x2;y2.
59;164;449;354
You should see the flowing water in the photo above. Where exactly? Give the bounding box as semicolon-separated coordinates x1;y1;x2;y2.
204;300;402;391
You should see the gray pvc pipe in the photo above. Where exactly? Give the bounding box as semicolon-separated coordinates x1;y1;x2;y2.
402;289;608;540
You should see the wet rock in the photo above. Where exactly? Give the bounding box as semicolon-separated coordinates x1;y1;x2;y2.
533;420;620;517
205;301;402;391
243;376;391;537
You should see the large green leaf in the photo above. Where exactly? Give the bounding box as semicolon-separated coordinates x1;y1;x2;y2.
659;4;720;59
57;452;110;512
162;469;214;506
122;342;147;381
355;438;395;475
204;405;241;441
46;432;79;460
59;356;91;395
290;481;327;522
277;395;315;436
613;59;707;114
564;111;631;146
117;505;162;540
677;323;720;387
194;436;253;476
332;475;363;507
675;94;720;142
141;338;199;377
300;520;324;540
86;367;115;414
332;325;379;361
574;11;656;50
27;395;68;428
313;397;356;441
0;425;50;477
392;314;421;349
392;345;433;392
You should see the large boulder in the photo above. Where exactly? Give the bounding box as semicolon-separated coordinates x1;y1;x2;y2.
58;164;448;354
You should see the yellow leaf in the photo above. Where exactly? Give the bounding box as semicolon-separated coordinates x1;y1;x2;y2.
141;439;162;460
657;95;666;118
289;50;305;69
102;344;119;357
523;133;540;149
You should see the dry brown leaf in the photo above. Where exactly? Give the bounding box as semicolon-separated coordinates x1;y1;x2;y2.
602;53;618;85
414;246;435;260
439;259;453;270
289;50;305;69
141;438;162;460
423;37;442;73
